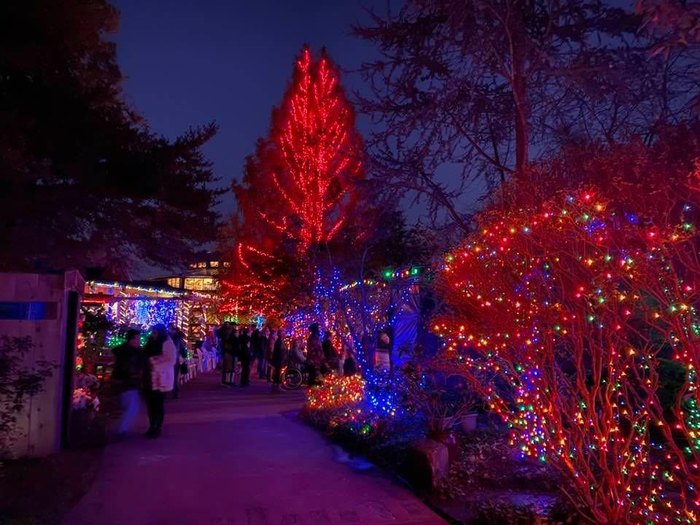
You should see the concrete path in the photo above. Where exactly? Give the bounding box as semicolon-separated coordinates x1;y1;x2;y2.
66;373;445;525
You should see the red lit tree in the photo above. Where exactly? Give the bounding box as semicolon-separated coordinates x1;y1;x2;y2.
269;46;364;251
223;46;364;316
433;183;700;523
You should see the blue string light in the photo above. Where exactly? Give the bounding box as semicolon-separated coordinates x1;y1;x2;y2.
288;266;424;419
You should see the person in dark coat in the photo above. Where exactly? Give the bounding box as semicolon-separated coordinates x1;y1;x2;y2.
238;326;252;386
169;325;188;399
306;323;323;386
257;327;269;379
271;328;287;392
218;322;233;385
112;329;143;437
343;347;357;376
227;325;241;385
265;329;276;382
322;330;338;374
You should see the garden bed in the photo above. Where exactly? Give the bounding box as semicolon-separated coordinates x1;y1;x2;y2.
430;429;577;524
302;406;577;524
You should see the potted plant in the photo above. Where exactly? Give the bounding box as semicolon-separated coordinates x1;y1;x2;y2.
69;373;101;447
403;363;480;462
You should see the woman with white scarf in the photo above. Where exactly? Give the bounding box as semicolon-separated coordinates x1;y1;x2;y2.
143;324;177;438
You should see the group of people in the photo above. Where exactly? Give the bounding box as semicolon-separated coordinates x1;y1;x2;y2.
111;324;189;439
216;322;357;391
111;320;363;439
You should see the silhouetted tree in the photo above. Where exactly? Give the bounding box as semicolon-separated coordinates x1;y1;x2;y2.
637;0;700;51
355;0;699;229
0;0;221;276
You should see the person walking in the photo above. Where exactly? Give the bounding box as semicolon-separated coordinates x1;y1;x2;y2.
257;327;269;379
218;322;233;385
112;329;143;438
306;324;323;386
265;329;277;382
271;328;287;392
238;326;252;387
170;325;188;399
143;324;177;438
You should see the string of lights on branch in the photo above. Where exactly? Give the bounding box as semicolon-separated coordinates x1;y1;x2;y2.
432;187;700;523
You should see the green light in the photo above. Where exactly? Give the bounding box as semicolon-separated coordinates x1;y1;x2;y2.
410;267;419;276
383;269;393;280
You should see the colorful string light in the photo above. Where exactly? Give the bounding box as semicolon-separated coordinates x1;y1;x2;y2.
433;188;699;523
305;373;366;410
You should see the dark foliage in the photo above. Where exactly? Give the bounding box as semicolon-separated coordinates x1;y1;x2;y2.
354;0;699;228
637;0;700;52
0;0;222;276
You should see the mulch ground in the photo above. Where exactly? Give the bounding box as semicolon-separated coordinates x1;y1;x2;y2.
0;447;104;525
0;390;116;525
429;429;575;524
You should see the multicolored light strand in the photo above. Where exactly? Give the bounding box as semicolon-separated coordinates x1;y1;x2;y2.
305;373;366;411
433;188;699;524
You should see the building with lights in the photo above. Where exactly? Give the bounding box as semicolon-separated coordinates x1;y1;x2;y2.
80;280;220;379
82;280;219;334
156;255;230;292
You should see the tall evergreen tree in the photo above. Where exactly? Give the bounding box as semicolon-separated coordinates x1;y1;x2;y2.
224;46;364;316
0;0;221;276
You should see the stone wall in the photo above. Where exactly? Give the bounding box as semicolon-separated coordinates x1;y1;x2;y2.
0;271;83;458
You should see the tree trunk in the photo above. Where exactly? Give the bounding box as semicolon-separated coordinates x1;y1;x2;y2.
513;69;529;176
505;2;529;177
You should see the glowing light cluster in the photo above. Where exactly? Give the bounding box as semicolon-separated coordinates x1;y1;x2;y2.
86;280;213;299
285;268;416;377
434;188;700;523
305;373;366;410
223;46;364;317
106;329;151;349
272;46;363;250
289;268;421;422
101;299;184;331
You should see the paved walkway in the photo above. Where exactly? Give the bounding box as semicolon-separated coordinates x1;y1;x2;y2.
66;373;445;525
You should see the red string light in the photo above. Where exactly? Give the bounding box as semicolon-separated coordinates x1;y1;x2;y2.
434;187;699;523
222;46;363;317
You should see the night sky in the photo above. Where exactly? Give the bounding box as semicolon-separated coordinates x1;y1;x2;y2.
113;0;384;215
